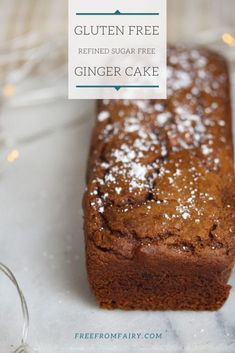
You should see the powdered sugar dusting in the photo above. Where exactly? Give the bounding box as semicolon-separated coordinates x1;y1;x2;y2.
98;111;110;122
90;47;228;227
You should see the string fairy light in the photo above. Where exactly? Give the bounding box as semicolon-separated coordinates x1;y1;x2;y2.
2;84;16;98
7;149;20;163
222;33;235;47
0;263;37;353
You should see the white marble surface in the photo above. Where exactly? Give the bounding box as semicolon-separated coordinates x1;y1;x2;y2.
0;95;234;353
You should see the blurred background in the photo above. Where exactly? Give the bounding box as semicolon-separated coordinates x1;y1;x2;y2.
0;0;234;109
0;0;233;168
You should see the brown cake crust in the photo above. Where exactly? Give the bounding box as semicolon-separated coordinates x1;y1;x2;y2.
83;47;235;310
